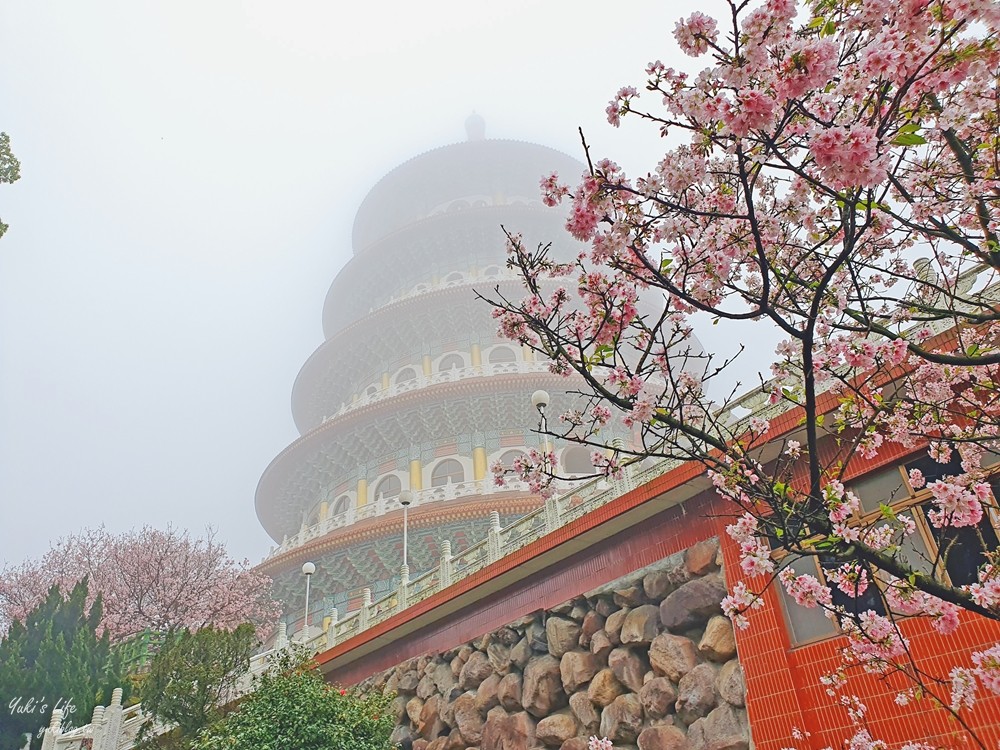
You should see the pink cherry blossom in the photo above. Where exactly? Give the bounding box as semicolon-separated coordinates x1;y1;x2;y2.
673;12;718;57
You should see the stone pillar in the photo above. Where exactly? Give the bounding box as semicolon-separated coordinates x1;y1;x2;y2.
439;539;453;588
409;459;423;491
381;372;390;389
472;447;488;481
422;355;432;376
522;344;534;362
487;510;502;563
275;621;288;649
356;478;368;508
40;709;62;750
471;343;482;369
319;500;329;521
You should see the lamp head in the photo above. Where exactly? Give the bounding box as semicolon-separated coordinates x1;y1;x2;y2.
301;561;316;576
530;390;550;412
399;490;413;507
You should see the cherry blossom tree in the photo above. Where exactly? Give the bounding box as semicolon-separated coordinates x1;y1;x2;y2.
487;0;1000;746
0;526;280;643
0;131;21;239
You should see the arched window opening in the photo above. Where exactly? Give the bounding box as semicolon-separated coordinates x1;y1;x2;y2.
488;346;517;364
482;265;501;278
438;354;465;372
498;450;526;469
444;272;464;283
562;446;594;475
373;475;401;500
332;495;351;516
395;367;417;385
365;384;379;397
431;459;464;487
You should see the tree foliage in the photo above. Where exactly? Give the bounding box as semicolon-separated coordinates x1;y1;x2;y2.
0;526;280;643
0;579;125;750
487;0;1000;746
191;648;394;750
136;624;257;750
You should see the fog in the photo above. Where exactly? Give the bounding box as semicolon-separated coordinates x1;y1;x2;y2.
0;0;767;567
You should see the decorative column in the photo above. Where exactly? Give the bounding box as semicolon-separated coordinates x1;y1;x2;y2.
471;343;482;369
381;372;390;389
422;355;432;376
409;459;423;491
319;500;329;521
275;621;288;649
472;447;488;481
522;344;534;362
356;478;368;508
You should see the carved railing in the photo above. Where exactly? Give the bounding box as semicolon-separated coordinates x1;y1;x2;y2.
265;477;530;560
320;359;553;423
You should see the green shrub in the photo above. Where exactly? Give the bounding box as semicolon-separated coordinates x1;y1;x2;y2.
192;647;394;750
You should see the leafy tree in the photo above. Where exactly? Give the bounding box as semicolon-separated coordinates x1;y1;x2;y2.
0;579;125;750
0;131;20;239
136;624;257;750
191;648;394;750
0;526;280;642
487;0;1000;746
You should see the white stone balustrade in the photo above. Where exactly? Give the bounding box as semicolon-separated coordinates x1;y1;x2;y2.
321;360;553;424
265;476;528;560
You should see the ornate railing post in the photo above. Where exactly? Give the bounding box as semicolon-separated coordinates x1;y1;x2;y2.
439;539;453;588
102;689;123;750
275;621;288;650
359;588;372;630
40;709;62;750
544;494;560;533
90;705;106;750
487;510;502;563
325;607;338;649
397;564;410;611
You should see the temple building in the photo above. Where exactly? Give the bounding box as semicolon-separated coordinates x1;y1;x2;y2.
255;119;616;627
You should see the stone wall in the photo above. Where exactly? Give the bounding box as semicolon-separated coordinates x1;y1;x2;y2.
355;537;750;750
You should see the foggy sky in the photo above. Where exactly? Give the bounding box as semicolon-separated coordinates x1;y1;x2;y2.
0;0;758;568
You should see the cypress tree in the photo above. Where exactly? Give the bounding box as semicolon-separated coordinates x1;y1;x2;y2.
0;579;125;750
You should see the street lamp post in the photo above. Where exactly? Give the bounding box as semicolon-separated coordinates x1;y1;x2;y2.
399;490;413;569
531;389;551;457
301;561;315;638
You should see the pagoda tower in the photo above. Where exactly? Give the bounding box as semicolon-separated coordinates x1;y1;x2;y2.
255;120;608;627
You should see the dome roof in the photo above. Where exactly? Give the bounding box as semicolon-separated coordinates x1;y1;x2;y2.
350;139;585;254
